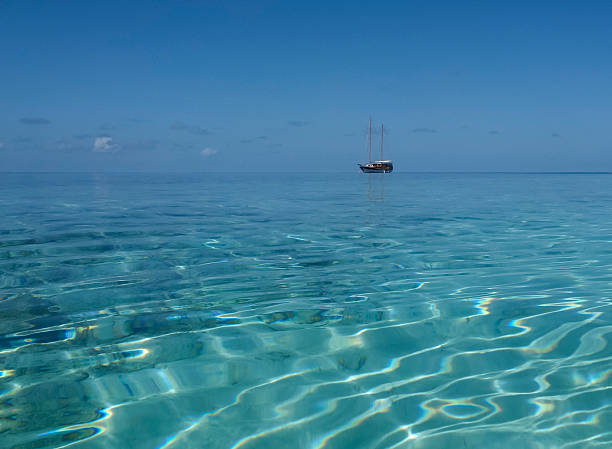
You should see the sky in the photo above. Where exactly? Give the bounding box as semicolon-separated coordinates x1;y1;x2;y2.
1;0;612;172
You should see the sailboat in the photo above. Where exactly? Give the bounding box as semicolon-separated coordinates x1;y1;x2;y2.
359;117;393;173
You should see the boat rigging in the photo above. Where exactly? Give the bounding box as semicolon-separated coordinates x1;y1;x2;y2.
359;117;393;173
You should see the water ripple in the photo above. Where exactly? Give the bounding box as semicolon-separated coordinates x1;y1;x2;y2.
3;173;612;448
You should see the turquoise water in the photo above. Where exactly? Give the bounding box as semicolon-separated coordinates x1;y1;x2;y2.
2;173;612;448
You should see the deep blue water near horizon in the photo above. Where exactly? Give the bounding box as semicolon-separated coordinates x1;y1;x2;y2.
2;172;612;448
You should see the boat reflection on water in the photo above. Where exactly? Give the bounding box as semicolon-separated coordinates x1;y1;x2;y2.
367;172;385;203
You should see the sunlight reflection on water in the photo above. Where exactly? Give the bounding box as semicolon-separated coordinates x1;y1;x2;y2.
2;173;612;448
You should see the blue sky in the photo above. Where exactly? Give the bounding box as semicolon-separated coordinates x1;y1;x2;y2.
1;0;611;172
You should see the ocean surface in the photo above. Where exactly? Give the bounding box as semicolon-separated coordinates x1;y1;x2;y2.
2;172;612;449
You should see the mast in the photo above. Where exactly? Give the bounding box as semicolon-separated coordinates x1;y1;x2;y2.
368;117;372;162
381;123;384;160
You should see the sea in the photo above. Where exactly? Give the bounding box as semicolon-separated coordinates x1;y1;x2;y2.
2;172;612;448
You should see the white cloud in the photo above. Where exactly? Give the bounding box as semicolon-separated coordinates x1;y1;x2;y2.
200;147;217;156
93;136;118;152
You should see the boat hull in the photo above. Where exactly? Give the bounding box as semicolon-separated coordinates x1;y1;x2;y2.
360;167;392;173
359;162;393;173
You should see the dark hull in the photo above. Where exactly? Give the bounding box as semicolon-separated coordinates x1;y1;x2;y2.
359;163;393;173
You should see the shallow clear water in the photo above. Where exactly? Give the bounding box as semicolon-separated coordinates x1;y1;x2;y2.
2;172;612;448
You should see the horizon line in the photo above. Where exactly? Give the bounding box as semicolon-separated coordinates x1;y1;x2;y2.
1;170;612;175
